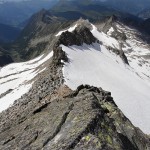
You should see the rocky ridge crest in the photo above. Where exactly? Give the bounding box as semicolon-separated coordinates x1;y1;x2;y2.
0;19;150;150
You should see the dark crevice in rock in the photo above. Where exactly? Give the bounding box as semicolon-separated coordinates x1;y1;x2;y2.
3;136;15;145
18;116;27;124
43;103;74;147
33;102;50;115
118;133;137;150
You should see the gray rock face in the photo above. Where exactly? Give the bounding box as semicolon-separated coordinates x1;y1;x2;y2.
0;78;149;150
53;46;68;65
56;26;97;46
52;25;97;65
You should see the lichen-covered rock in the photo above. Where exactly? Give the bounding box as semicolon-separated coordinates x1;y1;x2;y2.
0;82;149;150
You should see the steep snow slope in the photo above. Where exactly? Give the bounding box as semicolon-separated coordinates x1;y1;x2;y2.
116;23;150;83
61;24;150;134
0;51;53;112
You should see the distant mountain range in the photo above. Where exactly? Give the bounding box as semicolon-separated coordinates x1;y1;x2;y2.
98;0;150;15
1;0;148;63
0;0;150;29
51;0;142;24
7;0;143;62
55;0;150;15
0;0;150;64
0;0;58;27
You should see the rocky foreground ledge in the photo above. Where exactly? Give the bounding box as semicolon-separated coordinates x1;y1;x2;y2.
0;82;149;149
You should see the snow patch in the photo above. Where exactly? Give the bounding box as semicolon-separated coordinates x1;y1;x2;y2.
0;51;53;112
116;23;150;82
107;27;114;36
91;25;119;49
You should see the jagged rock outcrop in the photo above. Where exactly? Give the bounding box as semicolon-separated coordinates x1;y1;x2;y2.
53;45;68;65
57;26;97;46
102;16;127;41
0;82;149;150
102;15;117;33
52;25;97;65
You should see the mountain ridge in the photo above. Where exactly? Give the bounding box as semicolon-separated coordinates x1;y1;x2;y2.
1;0;146;67
0;17;150;149
0;0;58;27
0;2;150;149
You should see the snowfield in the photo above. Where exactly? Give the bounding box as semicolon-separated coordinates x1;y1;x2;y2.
61;24;150;134
116;23;150;83
0;51;53;112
